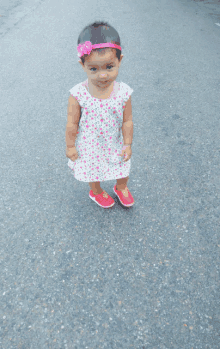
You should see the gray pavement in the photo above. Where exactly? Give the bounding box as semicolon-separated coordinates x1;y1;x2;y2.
0;0;220;348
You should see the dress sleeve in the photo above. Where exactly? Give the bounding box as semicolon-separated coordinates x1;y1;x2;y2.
69;83;86;108
120;82;134;109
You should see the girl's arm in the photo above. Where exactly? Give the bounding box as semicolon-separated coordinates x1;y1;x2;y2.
122;96;133;146
66;95;81;148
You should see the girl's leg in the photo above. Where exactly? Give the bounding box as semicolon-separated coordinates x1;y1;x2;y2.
116;176;129;191
89;181;103;195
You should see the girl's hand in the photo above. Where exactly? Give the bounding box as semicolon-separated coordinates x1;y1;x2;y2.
66;146;78;161
118;145;132;162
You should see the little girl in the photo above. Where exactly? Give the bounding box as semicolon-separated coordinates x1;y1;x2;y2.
66;21;134;209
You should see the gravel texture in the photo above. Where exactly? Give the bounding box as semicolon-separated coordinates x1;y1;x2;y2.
0;0;220;348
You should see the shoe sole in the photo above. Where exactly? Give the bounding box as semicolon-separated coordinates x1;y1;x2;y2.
89;193;115;208
113;186;134;207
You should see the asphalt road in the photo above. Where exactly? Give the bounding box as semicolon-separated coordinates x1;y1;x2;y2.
0;0;220;348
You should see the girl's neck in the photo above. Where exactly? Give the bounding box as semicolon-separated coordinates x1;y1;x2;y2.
86;79;115;99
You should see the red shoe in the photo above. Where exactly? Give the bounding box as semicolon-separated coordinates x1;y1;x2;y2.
113;185;134;207
89;190;115;208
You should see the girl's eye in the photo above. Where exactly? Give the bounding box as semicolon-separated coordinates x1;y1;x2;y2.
90;65;113;72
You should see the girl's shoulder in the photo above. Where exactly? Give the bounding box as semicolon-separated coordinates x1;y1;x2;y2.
118;82;134;106
69;81;87;106
69;81;85;96
119;82;134;94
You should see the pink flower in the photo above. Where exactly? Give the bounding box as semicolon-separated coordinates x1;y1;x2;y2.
77;41;93;57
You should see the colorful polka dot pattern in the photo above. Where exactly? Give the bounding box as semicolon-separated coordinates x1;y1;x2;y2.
68;80;133;182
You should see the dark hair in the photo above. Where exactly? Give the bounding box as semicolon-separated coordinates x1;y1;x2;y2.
77;21;122;65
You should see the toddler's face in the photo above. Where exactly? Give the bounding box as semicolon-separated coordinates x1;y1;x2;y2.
79;49;123;90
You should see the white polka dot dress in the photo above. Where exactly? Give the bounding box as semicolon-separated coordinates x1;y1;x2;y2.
68;79;133;182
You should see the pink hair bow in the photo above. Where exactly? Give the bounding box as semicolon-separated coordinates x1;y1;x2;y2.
77;41;93;58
